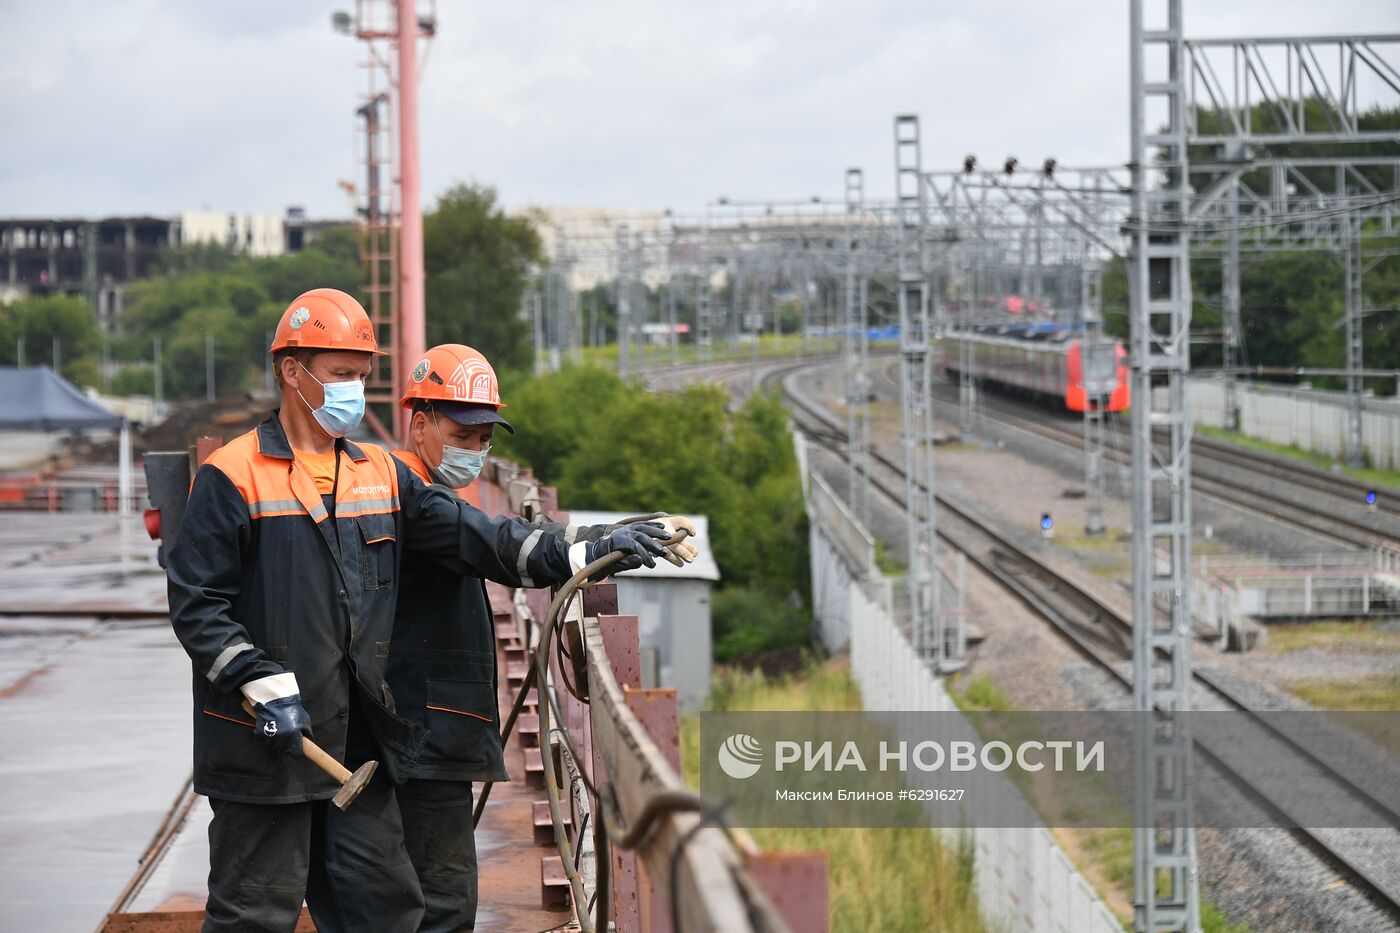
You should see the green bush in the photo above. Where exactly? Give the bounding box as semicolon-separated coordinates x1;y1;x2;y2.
497;368;812;662
711;586;811;662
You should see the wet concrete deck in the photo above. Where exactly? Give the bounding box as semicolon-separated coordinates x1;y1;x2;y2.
0;514;572;931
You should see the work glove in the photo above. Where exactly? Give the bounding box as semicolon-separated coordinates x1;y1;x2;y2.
578;522;671;580
655;515;699;567
241;673;314;758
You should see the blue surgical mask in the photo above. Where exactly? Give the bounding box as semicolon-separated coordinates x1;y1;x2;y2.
430;415;489;487
298;367;365;438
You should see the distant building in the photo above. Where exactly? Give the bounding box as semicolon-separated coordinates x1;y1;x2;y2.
0;208;351;329
174;211;286;257
566;510;720;712
527;207;671;290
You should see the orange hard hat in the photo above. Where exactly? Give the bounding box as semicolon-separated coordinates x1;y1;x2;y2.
400;344;505;409
268;288;384;355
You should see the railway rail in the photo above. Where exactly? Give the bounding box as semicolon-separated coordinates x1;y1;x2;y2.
872;359;1400;550
772;357;1400;923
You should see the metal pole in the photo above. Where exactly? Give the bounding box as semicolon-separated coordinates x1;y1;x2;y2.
117;420;133;517
153;336;163;405
17;336;24;368
1222;178;1242;432
1344;212;1366;467
396;0;426;443
532;286;544;376
205;332;215;403
53;335;60;372
616;225;630;378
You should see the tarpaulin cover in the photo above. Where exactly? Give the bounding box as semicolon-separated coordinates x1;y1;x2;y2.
0;366;123;430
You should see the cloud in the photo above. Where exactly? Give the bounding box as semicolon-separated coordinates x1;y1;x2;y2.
1;1;1394;219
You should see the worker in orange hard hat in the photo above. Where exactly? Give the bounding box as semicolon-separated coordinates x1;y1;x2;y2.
166;294;686;933
389;344;698;931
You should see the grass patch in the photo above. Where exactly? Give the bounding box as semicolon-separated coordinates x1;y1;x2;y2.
1052;530;1128;554
1287;672;1400;756
1289;671;1400;710
1264;620;1400;655
1197;424;1400;491
582;334;843;371
949;674;1014;713
874;538;905;577
681;661;988;932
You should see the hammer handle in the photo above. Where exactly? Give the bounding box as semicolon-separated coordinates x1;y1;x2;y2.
241;699;352;784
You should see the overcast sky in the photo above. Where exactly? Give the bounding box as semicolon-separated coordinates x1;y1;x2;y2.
3;1;1396;221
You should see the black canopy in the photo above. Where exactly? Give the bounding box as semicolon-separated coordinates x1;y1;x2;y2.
0;366;123;430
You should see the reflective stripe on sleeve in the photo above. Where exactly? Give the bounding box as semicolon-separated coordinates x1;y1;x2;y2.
516;528;544;588
207;642;255;683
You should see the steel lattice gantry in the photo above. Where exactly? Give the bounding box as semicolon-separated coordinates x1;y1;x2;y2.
1186;156;1400;459
893;115;950;668
1130;3;1200;930
1181;32;1400;463
922;165;1130;535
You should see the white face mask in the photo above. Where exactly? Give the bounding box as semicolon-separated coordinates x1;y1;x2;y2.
429;414;489;487
297;366;365;438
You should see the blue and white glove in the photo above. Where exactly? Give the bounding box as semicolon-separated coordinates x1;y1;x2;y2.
242;673;314;757
570;522;671;581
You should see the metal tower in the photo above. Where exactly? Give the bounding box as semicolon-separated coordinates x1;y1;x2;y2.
894;115;942;666
1128;3;1200;929
1081;262;1111;538
843;168;871;523
1344;214;1366;467
615;224;632;379
696;230;714;373
342;0;434;441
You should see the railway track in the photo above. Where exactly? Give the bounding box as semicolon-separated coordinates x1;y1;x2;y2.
871;359;1400;550
770;359;1400;923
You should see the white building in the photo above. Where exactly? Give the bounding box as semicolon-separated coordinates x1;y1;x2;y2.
567;510;720;712
176;211;285;257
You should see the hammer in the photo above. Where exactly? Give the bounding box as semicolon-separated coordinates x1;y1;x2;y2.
241;700;378;810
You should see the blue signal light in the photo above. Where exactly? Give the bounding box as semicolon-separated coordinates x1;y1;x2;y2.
1040;514;1053;531
1366;490;1378;506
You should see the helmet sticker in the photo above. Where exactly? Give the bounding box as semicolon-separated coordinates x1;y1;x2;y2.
354;321;374;342
412;359;429;382
289;307;310;330
450;359;497;403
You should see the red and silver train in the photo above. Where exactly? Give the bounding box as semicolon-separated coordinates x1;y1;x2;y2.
940;330;1130;413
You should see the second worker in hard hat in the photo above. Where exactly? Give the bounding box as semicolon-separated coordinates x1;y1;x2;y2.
388;344;697;931
164;294;687;933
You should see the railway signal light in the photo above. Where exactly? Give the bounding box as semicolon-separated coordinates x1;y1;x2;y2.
1040;513;1053;538
1366;490;1378;511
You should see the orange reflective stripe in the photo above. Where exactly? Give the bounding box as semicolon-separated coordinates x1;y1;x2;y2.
426;704;493;723
203;709;254;727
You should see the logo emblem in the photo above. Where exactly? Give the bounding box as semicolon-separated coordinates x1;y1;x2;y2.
354;321;374;342
718;733;763;780
450;360;497;403
412;359;429;383
288;307;310;330
262;720;279;737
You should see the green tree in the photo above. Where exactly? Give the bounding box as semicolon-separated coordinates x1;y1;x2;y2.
0;294;102;385
160;306;254;399
423;184;544;372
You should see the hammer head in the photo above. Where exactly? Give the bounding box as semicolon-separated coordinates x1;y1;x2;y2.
332;759;379;810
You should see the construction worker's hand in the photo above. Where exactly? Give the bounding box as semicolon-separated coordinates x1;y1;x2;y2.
582;522;671;580
656;515;699;567
241;673;314;757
